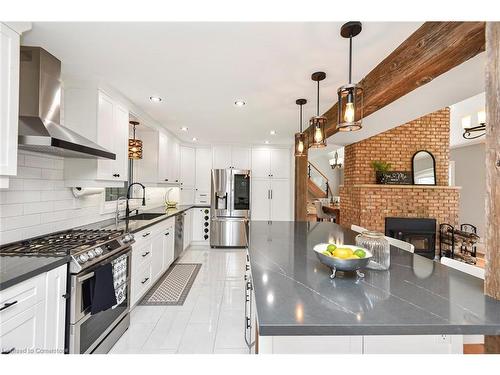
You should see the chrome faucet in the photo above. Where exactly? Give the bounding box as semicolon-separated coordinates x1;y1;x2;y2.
115;196;127;228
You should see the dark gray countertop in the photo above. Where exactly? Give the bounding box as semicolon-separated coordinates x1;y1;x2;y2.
0;255;70;291
0;205;208;291
77;204;210;234
248;221;500;336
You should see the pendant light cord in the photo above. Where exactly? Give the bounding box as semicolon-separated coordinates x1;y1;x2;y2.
299;104;303;132
348;35;352;84
316;80;320;116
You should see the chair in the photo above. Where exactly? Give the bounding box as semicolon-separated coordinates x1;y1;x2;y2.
385;236;415;253
440;257;485;279
351;224;368;233
440;256;485;345
314;201;331;222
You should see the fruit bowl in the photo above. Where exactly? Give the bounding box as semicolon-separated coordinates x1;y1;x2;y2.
313;244;372;279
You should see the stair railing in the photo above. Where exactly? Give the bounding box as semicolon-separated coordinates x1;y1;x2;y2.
307;161;334;199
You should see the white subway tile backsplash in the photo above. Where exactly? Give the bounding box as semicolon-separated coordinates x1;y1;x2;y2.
41;169;64;180
24;201;54;215
16;166;42;179
0;214;41;231
24;154;55;169
0;150;171;245
0;204;24;218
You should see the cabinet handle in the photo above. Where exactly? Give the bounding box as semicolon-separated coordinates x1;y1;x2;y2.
0;300;18;312
165;179;169;181
165;232;170;236
175;179;179;182
141;277;149;284
1;347;15;354
141;251;150;257
62;293;71;299
113;173;120;178
270;190;273;199
142;232;151;238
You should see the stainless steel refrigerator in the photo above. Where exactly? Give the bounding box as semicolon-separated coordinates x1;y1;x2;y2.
210;169;250;247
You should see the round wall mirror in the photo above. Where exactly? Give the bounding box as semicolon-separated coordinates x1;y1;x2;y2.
412;150;436;185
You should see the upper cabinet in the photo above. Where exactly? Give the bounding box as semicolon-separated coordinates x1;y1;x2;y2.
134;128;180;185
180;146;196;188
251;148;291;179
63;88;129;187
213;145;250;170
0;23;21;189
195;147;212;192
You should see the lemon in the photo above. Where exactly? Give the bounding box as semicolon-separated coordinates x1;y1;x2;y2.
332;248;354;259
346;255;360;260
354;249;366;259
326;244;337;254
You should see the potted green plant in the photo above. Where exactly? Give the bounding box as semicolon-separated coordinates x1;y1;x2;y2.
370;161;392;184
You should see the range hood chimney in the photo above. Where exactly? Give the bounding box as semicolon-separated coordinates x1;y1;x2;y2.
18;46;115;159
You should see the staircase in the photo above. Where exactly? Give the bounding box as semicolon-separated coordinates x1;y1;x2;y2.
307;161;334;215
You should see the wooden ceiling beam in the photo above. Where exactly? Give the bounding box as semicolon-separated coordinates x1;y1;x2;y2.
304;22;485;141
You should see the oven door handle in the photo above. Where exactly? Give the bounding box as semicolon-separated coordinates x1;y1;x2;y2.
77;272;95;283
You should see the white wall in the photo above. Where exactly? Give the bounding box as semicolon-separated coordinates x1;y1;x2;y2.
449;143;486;247
0;150;175;245
308;154;343;196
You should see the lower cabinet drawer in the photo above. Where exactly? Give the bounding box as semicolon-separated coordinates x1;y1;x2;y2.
131;262;152;306
0;302;45;354
0;273;46;324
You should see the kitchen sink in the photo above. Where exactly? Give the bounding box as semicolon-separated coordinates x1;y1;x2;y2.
127;213;165;220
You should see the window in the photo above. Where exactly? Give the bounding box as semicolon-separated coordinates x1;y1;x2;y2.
105;186;128;202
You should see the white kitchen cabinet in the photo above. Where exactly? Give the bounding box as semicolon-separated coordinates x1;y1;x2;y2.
195;147;212;192
0;23;21;189
213;146;250;170
192;207;210;243
162;221;175;271
0;264;66;354
183;210;193;250
150;234;164;282
251;148;290;179
168;137;180;184
180;187;195;205
180;146;196;188
43;265;67;352
251;179;291;221
157;131;169;182
63;88;129;187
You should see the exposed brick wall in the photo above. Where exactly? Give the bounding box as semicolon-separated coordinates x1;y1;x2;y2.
343;108;450;186
339;108;459;255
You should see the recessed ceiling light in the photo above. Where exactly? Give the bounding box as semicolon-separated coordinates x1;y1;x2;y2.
192;137;197;142
180;127;188;132
234;100;246;107
270;130;276;135
264;140;270;144
149;96;162;102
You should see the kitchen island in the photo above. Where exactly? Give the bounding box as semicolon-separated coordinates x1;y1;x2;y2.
247;221;500;354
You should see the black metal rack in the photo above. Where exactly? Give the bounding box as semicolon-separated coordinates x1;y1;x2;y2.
439;223;479;263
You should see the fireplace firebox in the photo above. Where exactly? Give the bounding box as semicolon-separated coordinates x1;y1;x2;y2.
385;217;437;259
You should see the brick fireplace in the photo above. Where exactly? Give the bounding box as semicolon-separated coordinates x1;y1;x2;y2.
339;108;460;255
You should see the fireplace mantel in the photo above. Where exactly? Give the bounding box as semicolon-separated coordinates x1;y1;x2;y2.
340;184;461;190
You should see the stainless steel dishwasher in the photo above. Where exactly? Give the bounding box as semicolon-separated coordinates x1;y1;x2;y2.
174;213;184;260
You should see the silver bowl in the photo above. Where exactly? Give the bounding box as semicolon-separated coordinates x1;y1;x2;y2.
313;244;372;279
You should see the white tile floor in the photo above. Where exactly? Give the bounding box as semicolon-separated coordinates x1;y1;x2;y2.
110;245;250;354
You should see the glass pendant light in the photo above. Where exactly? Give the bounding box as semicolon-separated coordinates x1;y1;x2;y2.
337;21;364;132
128;120;143;159
310;71;327;148
295;98;307;157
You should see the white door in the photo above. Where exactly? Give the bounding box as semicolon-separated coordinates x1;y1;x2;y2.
44;265;67;352
180;146;196;187
231;147;251;170
96;92;115;180
195;148;212;191
113;104;129;180
162;225;174;270
180;188;195;205
0;24;20;178
270;149;291;179
151;234;164;281
250;179;270;221
251;149;270;178
157;131;169;182
270;179;291;221
213;145;232;169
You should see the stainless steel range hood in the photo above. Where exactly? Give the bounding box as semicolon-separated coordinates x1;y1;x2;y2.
18;46;115;160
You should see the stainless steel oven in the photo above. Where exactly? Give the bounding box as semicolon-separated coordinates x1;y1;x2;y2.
69;246;131;354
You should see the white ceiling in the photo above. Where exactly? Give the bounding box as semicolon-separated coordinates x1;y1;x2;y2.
22;22;423;145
